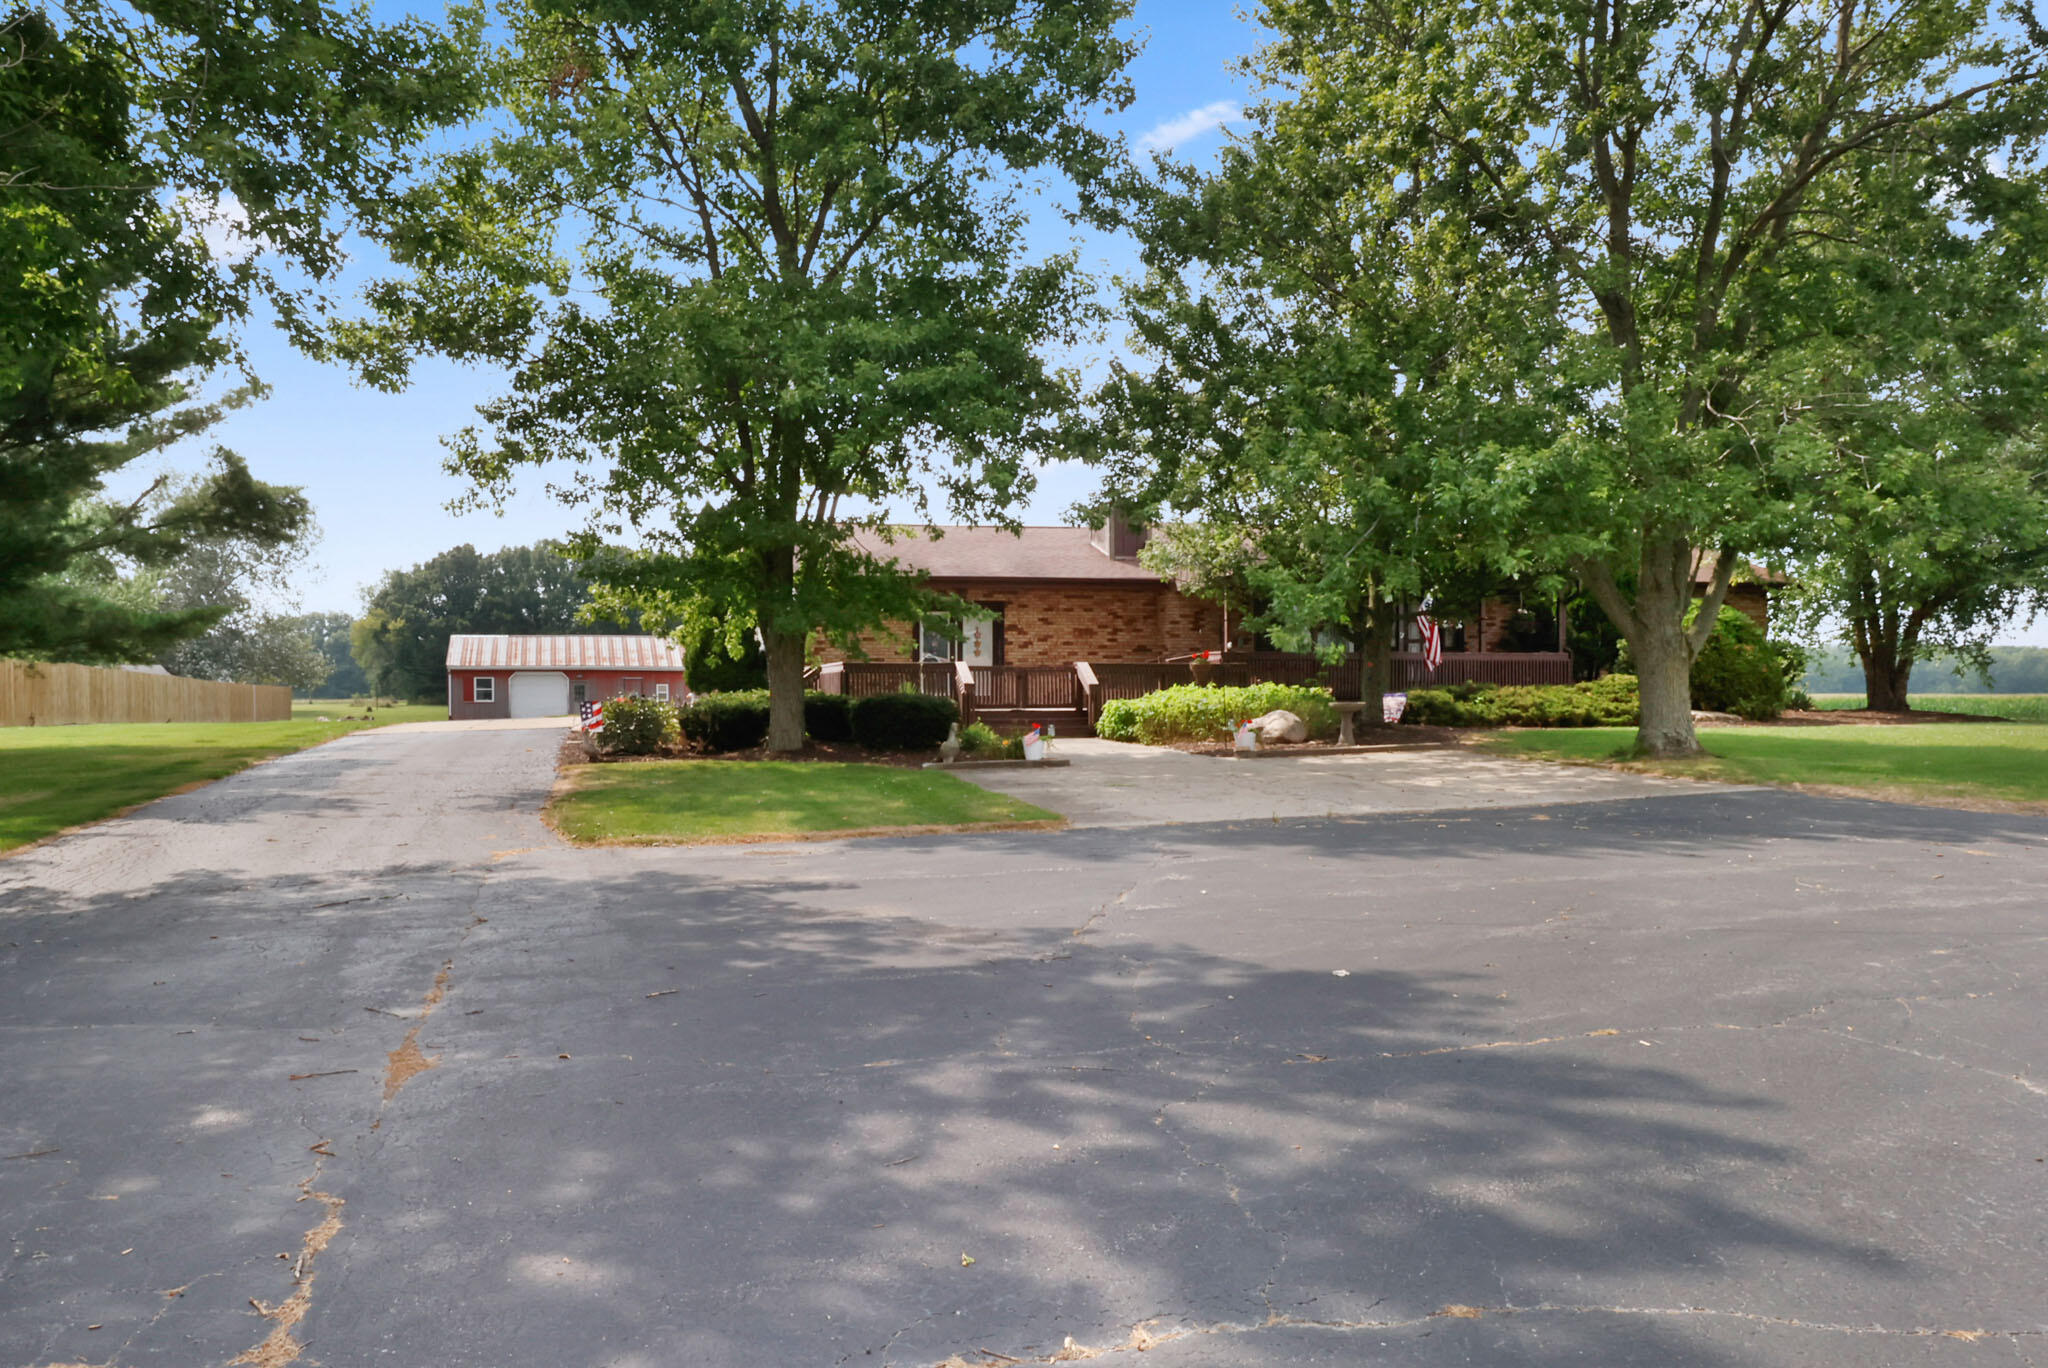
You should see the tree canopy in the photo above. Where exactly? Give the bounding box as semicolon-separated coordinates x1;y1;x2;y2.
0;2;473;663
1769;141;2048;709
1206;0;2048;754
1080;65;1546;711
341;0;1137;748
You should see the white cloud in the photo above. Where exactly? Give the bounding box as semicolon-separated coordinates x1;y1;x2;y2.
183;194;258;264
1137;100;1240;154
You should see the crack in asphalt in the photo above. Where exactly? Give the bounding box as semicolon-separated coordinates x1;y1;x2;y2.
223;1162;344;1368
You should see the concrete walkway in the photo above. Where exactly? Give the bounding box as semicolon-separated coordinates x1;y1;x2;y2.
952;737;1741;827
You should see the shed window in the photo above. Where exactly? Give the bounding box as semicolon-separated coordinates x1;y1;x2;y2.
473;676;495;703
654;682;670;701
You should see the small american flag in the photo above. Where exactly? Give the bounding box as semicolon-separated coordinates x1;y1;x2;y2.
1416;612;1443;673
580;700;604;732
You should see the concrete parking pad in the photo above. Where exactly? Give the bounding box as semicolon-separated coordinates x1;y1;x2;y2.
4;723;2045;1368
950;736;1741;826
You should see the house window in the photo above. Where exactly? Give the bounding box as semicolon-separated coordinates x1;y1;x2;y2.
473;676;495;703
916;620;959;663
654;682;670;701
918;608;1001;666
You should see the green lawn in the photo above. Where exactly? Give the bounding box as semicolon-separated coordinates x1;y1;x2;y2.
1481;722;2048;806
551;760;1061;843
1808;692;2048;721
1;709;442;853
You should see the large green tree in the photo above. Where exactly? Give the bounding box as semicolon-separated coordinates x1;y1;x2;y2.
302;611;371;698
350;542;622;701
1771;145;2048;710
56;470;326;683
341;0;1136;749
1237;0;2048;755
1;3;472;662
1080;84;1545;716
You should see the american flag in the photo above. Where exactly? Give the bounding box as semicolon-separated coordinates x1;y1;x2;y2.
579;700;604;732
1416;612;1443;673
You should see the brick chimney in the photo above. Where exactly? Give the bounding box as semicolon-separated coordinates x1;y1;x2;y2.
1087;511;1149;561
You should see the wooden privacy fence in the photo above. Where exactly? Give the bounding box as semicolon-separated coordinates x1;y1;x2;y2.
0;660;293;726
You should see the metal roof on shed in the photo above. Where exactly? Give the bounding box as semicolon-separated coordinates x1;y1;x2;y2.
445;635;687;671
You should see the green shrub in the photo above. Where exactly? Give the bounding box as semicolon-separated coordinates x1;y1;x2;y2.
958;721;1007;758
1618;609;1801;720
1094;683;1338;745
1402;674;1639;727
850;691;958;750
803;691;855;742
679;689;772;752
597;693;680;754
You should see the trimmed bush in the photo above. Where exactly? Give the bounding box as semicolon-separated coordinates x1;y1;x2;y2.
1095;684;1338;745
1690;613;1804;719
1402;675;1639;727
850;691;958;750
803;691;855;742
958;721;1007;758
597;693;680;754
679;689;771;752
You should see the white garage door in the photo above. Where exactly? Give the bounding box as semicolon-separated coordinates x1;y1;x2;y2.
507;671;570;718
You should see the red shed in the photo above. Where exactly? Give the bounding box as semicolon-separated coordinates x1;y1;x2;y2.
445;634;688;720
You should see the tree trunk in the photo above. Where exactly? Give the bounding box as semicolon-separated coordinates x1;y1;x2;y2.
1358;612;1391;729
763;626;806;752
1577;536;1728;758
1858;632;1912;711
1630;609;1701;756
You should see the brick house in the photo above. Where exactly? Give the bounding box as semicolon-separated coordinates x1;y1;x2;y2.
809;523;1779;732
815;522;1228;669
445;634;687;720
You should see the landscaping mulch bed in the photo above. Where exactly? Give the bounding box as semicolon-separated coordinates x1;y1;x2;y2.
1161;724;1468;756
558;731;936;768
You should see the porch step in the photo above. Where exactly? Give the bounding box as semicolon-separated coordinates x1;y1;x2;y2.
972;707;1091;737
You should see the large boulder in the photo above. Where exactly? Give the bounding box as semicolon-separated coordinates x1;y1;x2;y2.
1250;709;1308;744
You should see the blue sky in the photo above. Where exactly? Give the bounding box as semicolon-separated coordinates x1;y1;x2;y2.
139;0;2048;649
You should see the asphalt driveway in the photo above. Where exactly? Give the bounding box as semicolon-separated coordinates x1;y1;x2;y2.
3;721;2046;1367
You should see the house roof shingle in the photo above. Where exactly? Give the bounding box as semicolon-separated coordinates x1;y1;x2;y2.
445;634;687;671
1689;551;1788;586
851;526;1162;584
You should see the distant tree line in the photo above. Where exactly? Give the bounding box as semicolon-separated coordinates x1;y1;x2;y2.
1805;645;2048;696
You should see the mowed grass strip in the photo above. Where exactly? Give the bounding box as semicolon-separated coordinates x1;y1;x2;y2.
551;760;1060;843
1808;692;2048;721
0;718;397;852
292;700;448;725
1481;723;2048;805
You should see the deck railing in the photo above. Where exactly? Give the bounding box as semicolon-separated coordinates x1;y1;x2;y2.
812;661;956;698
970;665;1081;711
1391;652;1572;688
